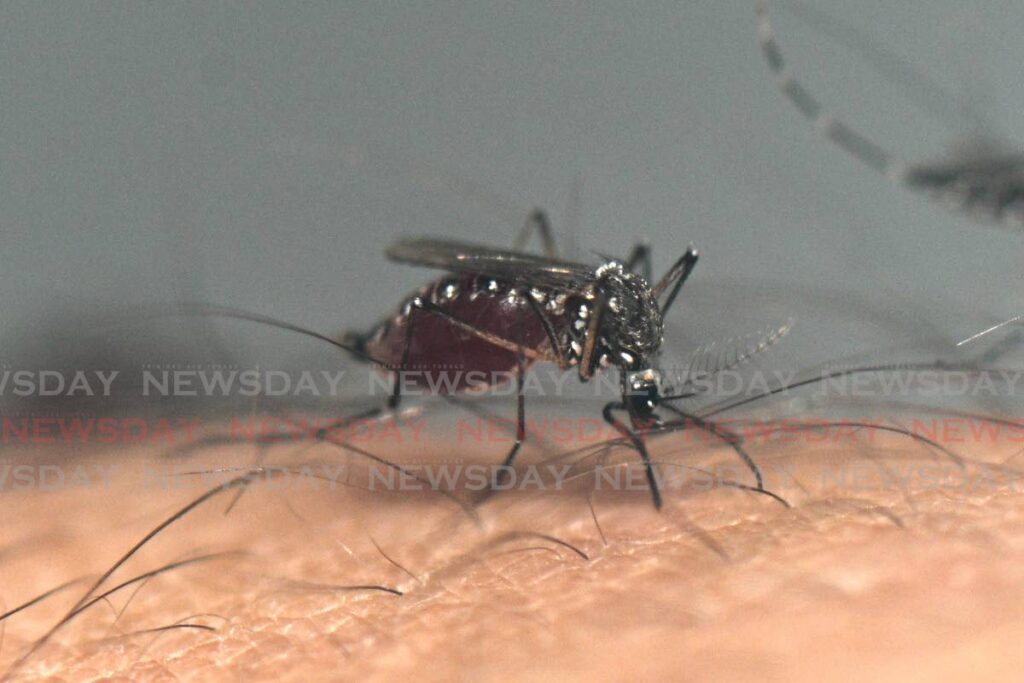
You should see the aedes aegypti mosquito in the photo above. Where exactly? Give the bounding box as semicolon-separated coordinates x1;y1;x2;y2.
116;209;782;510
338;211;708;510
756;0;1024;228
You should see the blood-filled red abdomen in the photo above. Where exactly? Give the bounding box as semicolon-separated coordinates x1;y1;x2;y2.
364;274;554;393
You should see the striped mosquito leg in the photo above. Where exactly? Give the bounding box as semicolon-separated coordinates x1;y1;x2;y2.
755;0;904;183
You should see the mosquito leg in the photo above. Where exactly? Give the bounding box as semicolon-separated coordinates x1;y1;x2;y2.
316;307;417;444
660;403;765;491
415;299;553;362
328;303;422;430
756;0;894;177
624;242;652;282
300;309;423;449
350;296;554;392
653;246;699;316
346;298;559;503
602;401;663;510
524;295;568;369
578;290;607;381
490;312;527;495
387;304;422;410
512;208;559;257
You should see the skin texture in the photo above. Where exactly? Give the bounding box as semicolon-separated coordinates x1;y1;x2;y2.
1;412;1023;682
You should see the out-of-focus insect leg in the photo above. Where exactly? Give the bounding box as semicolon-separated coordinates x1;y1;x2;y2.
602;401;663;509
512;208;559;257
624;242;653;282
755;0;895;177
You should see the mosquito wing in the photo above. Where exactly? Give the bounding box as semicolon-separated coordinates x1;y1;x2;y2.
386;237;597;292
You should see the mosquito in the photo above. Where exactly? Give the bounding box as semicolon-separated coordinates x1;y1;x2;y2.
339;211;705;510
135;211;783;510
755;0;1024;228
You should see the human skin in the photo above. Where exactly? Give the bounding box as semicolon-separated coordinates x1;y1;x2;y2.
1;418;1023;682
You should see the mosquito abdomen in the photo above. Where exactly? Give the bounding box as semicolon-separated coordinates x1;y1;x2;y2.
363;274;555;392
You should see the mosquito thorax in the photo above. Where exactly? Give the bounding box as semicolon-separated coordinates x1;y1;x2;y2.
590;261;664;370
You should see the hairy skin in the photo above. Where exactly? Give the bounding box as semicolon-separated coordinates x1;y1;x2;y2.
1;423;1023;681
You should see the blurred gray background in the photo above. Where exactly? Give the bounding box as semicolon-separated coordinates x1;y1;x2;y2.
1;1;1021;416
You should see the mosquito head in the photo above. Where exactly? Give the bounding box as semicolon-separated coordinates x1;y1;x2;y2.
624;367;662;426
